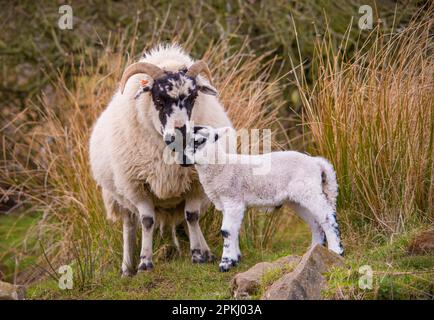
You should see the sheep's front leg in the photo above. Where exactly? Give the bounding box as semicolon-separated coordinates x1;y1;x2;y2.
219;203;245;272
137;200;156;271
121;211;137;277
185;198;215;263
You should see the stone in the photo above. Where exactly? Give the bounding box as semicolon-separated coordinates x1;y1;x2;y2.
231;255;300;299
262;245;344;300
0;281;26;300
408;230;434;255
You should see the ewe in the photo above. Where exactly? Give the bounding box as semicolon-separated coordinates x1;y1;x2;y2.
89;45;232;276
189;126;344;272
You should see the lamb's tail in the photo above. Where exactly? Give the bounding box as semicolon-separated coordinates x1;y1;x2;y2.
317;157;338;208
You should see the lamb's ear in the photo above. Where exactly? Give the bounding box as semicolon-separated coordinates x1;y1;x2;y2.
214;127;233;142
193;125;206;134
220;127;234;135
193;125;211;137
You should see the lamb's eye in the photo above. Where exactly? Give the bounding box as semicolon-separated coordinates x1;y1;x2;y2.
194;137;206;147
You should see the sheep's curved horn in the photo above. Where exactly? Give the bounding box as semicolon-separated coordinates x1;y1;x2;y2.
120;62;165;94
186;60;213;85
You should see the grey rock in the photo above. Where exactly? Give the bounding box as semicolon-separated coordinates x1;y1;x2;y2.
231;255;300;299
0;281;26;300
262;245;344;300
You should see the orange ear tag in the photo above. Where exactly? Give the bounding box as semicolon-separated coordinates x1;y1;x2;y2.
140;79;149;87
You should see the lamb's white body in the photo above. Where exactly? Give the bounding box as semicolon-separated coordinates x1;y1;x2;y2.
89;45;232;276
192;127;343;271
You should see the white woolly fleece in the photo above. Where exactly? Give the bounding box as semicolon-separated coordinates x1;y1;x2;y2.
89;44;232;220
191;126;343;271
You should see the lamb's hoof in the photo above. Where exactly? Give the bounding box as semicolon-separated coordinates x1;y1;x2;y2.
332;245;345;257
219;258;238;272
191;249;216;264
219;264;230;272
137;261;154;272
121;269;136;278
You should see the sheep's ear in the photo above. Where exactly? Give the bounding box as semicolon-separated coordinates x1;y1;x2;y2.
134;78;153;99
197;76;218;96
134;86;151;99
198;84;218;96
140;77;153;91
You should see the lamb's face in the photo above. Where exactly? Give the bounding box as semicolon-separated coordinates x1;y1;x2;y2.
187;126;231;165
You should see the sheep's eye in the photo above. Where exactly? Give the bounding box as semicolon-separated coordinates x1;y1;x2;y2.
154;96;166;108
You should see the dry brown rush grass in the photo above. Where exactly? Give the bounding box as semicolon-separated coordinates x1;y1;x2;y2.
294;8;434;241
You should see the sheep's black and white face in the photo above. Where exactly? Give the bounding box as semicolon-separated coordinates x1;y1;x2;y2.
152;70;199;140
138;70;217;163
121;59;216;166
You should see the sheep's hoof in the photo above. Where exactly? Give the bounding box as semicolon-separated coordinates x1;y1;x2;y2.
191;249;215;264
121;269;136;278
330;245;345;257
203;250;216;263
192;255;206;264
137;261;154;272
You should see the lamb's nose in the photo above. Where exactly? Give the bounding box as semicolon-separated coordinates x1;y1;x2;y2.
164;134;176;146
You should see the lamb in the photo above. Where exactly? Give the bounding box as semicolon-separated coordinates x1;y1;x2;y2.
188;126;344;272
89;44;232;277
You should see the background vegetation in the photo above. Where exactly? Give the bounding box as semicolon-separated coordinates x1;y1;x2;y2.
0;0;433;299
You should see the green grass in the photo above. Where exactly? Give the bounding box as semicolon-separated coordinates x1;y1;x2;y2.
2;210;433;300
27;217;310;300
324;231;434;300
25;218;434;300
0;212;41;282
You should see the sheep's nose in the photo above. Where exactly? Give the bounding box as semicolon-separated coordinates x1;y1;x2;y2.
174;125;187;140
